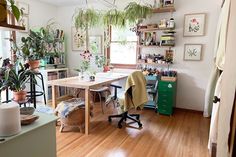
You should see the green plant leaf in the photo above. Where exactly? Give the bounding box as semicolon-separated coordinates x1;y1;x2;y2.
11;5;21;21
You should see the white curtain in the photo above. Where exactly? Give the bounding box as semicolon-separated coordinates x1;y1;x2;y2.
204;0;230;117
207;0;231;152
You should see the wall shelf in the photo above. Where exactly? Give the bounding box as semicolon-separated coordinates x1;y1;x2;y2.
0;23;25;31
137;62;171;66
138;45;174;48
152;6;176;13
138;27;175;32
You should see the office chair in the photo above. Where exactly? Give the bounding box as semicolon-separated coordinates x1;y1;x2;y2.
107;71;148;128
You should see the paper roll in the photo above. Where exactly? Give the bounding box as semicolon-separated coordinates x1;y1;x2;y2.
0;102;21;137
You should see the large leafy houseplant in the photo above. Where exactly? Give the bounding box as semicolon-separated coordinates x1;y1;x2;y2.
5;62;37;101
20;22;59;69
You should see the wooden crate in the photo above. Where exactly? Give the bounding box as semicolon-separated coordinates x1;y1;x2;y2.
161;76;177;82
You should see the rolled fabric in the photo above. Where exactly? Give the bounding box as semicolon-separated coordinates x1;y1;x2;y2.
0;102;21;137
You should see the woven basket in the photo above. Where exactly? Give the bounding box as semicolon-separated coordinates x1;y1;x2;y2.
56;99;94;132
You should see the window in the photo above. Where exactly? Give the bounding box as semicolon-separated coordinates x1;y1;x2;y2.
0;30;11;62
109;27;137;66
0;30;11;102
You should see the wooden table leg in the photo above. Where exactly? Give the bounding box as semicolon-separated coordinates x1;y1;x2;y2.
85;88;91;135
52;85;57;109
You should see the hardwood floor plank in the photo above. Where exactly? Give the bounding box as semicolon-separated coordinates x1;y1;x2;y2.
56;103;210;157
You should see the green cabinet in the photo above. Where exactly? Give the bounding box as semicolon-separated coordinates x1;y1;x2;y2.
157;80;177;115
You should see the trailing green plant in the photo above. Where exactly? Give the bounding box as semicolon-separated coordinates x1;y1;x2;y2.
124;2;153;25
73;8;100;30
103;9;126;28
4;63;37;92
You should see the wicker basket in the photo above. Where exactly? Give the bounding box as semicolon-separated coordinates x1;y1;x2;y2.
56;99;94;133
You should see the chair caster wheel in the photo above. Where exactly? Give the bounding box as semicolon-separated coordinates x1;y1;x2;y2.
108;117;112;122
138;122;142;128
118;124;122;129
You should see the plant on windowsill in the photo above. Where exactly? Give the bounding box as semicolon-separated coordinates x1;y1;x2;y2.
5;62;37;102
94;55;109;72
0;58;11;104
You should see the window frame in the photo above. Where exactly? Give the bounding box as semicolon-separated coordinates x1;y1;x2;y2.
106;26;138;69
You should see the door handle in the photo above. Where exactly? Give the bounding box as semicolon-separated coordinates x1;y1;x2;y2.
213;96;220;103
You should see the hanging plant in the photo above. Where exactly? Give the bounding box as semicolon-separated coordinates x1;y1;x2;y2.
73;8;100;30
102;9;126;28
124;2;153;25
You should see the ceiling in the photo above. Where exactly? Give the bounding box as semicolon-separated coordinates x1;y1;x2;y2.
38;0;153;7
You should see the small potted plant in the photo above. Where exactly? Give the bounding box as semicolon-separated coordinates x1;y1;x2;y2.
75;50;92;78
5;62;37;101
95;55;109;72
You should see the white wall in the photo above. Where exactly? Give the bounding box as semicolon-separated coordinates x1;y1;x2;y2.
16;0;58;36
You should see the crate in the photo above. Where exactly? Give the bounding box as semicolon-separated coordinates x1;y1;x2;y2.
161;76;177;82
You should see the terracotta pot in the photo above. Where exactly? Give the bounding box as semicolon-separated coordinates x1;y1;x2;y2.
103;66;110;72
0;0;7;23
28;60;40;71
13;91;27;102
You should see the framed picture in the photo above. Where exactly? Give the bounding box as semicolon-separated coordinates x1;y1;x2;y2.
89;36;102;54
17;2;29;15
184;44;202;61
184;13;206;36
18;16;29;33
71;27;86;51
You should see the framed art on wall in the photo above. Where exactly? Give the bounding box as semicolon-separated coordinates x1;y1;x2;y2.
71;27;86;51
17;2;29;15
184;44;202;61
89;36;102;54
18;16;29;33
184;13;206;36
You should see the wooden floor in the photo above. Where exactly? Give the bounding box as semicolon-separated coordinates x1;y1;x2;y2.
56;103;210;157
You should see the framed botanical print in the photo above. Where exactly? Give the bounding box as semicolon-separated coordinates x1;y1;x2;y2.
89;36;102;54
18;16;29;33
17;2;29;15
184;44;202;61
71;27;86;51
184;13;206;36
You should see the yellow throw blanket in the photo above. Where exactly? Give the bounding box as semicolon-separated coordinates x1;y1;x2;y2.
118;71;148;112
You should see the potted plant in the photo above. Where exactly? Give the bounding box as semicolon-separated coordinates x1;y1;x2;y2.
20;26;57;70
5;62;37;101
0;0;23;24
95;55;109;72
75;50;92;78
124;2;153;25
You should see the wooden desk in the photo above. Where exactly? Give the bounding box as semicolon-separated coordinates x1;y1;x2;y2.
48;72;128;135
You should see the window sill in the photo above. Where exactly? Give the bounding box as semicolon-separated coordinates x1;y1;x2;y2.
111;64;137;69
